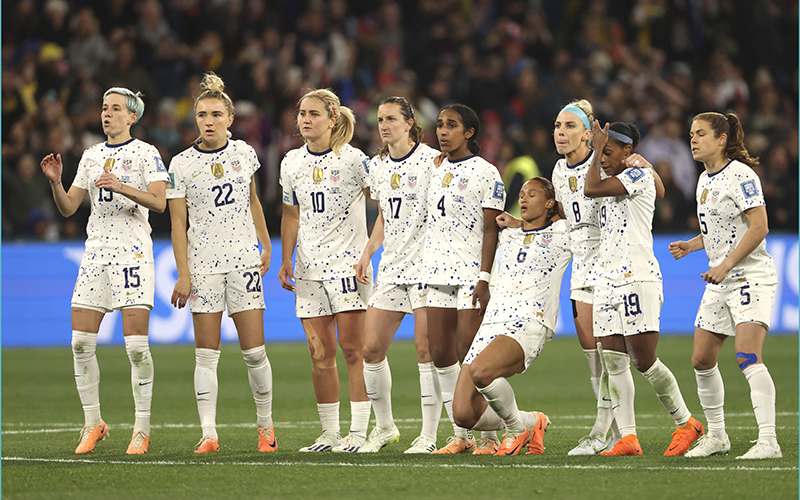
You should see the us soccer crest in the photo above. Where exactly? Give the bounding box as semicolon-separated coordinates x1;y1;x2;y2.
212;163;224;178
121;158;133;172
313;167;324;184
524;234;535;245
231;157;242;173
103;158;115;172
568;177;578;193
331;169;340;182
408;175;417;188
442;172;453;187
458;176;469;190
700;188;709;204
391;173;401;190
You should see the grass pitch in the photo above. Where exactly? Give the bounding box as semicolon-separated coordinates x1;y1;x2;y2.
2;336;797;499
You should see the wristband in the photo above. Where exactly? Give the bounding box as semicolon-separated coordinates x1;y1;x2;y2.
479;271;491;283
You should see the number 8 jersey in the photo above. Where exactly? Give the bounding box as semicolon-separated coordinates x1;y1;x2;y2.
167;140;261;274
280;144;371;280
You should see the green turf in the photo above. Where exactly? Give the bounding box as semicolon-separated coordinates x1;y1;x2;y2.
3;336;797;499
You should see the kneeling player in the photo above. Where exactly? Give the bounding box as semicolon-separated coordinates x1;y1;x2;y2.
452;177;571;455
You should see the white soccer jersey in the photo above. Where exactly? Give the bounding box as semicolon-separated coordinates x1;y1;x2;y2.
551;151;603;289
423;155;505;285
280;144;370;280
167;140;262;274
369;142;438;284
598;166;662;285
696;159;777;286
72;138;169;265
483;220;572;330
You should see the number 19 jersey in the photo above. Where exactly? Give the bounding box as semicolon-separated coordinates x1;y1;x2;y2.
167;140;261;274
423;155;505;285
72;137;169;266
280;144;370;280
369;142;438;284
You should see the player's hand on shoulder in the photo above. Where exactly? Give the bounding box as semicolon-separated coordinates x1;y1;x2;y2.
496;212;522;228
277;261;296;291
171;275;191;309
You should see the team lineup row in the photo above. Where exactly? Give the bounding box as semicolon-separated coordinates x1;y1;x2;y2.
39;72;780;459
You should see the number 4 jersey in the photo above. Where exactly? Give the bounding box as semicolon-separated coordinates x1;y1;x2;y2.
167;140;261;274
73;137;169;266
280;144;371;280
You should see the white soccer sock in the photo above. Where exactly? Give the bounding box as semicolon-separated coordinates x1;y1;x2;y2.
695;364;726;438
743;364;777;446
124;335;153;434
72;331;102;427
318;402;340;437
584;348;602;397
242;345;273;428
418;362;442;441
195;348;220;440
436;362;467;439
476;377;524;433
590;365;615;441
349;400;372;439
364;358;393;429
642;358;691;427
604;350;636;437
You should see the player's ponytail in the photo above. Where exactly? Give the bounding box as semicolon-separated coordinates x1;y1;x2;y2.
693;111;760;167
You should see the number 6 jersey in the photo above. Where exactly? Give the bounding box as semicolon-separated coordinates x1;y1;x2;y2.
167;140;261;274
280;144;371;280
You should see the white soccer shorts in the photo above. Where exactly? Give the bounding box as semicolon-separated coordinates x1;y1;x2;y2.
695;280;775;335
72;262;155;312
189;266;266;315
295;276;371;318
463;318;551;373
425;284;481;310
368;282;427;313
593;281;662;337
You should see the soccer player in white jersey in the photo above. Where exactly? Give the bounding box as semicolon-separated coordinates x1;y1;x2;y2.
167;73;276;454
278;89;372;453
584;120;702;457
669;112;781;459
40;88;168;455
354;97;442;454
422;104;506;454
453;177;567;456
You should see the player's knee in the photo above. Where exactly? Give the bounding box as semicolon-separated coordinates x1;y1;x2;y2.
736;351;759;371
691;353;715;371
311;355;337;371
362;343;383;365
468;362;494;389
307;334;329;362
71;332;96;361
452;399;476;429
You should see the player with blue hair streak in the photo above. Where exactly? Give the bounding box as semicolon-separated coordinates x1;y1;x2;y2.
669;111;781;459
40;87;169;455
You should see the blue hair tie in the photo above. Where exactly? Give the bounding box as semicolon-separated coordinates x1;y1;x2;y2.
608;130;633;144
561;105;591;130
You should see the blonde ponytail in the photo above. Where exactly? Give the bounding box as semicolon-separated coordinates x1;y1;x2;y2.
300;89;354;156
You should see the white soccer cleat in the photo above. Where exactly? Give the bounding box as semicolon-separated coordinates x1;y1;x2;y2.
332;433;366;453
736;440;782;460
358;425;400;453
685;434;731;457
299;433;341;452
404;435;437;454
568;435;608;456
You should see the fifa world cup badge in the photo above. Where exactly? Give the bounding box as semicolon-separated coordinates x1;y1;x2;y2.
524;233;535;245
568;177;578;193
212;163;224;179
442;172;453;187
103;158;115;173
313;167;324;184
391;173;401;190
700;188;709;204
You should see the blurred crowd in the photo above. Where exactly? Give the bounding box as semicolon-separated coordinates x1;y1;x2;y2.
3;0;797;240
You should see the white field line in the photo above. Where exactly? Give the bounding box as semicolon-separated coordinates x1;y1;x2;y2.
1;456;796;472
3;413;797;436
